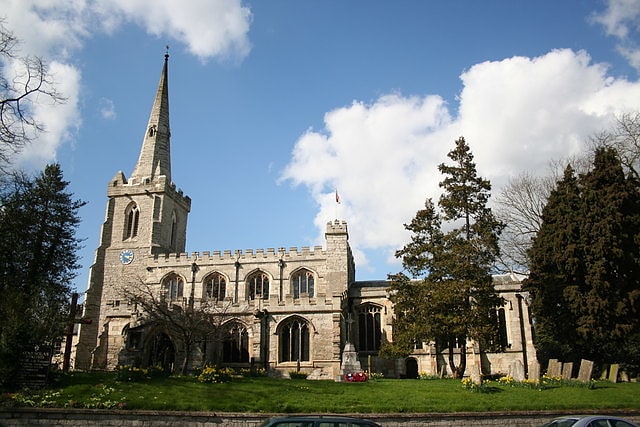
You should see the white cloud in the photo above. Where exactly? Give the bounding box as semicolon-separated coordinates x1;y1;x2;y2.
14;61;82;170
591;0;640;71
281;49;640;272
99;98;116;120
94;0;252;62
0;0;252;168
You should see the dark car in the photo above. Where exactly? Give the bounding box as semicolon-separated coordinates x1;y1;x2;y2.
542;415;639;427
259;415;382;427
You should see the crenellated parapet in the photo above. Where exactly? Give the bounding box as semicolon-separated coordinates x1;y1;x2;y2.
149;245;327;264
106;171;191;210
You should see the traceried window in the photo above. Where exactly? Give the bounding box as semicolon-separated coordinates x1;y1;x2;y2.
164;275;184;301
205;273;226;301
358;304;382;353
124;203;140;240
223;322;249;363
248;272;269;300
292;269;314;299
280;318;309;362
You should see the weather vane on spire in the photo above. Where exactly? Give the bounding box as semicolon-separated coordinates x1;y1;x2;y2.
165;44;170;59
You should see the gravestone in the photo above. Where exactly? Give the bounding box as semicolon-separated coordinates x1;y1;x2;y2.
528;362;541;381
609;364;620;383
547;359;562;377
577;359;594;382
508;360;525;381
16;345;53;389
561;362;573;379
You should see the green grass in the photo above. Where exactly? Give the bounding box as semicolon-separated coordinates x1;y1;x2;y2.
3;372;640;413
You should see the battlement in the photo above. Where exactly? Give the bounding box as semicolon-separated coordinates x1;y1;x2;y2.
325;219;348;235
107;171;191;207
150;245;326;264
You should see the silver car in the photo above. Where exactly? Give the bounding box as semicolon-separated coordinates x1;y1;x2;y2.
542;415;639;427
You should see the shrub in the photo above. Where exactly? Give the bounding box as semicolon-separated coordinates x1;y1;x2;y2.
289;371;308;380
198;366;234;383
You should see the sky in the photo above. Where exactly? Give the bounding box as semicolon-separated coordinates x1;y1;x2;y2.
2;0;640;295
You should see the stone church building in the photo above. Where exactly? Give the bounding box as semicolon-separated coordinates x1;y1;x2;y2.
74;55;536;380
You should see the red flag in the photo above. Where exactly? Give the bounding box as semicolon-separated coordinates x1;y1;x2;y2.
335;189;340;204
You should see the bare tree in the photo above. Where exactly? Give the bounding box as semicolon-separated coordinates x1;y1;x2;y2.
0;20;65;168
118;279;245;375
590;111;640;180
494;155;592;274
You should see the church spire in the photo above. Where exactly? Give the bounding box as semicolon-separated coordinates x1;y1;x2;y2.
130;52;172;183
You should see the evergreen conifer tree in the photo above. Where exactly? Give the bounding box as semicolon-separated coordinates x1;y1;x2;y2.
384;137;504;378
0;164;84;388
525;147;640;368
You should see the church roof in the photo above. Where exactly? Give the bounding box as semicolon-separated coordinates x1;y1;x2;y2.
130;53;172;182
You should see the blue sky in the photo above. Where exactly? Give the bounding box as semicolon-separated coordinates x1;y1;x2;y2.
2;0;640;294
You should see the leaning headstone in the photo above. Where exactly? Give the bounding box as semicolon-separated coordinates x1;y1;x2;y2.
577;359;594;382
469;363;482;384
528;362;541;381
600;364;610;380
609;364;620;383
562;362;574;380
547;359;562;377
508;360;525;381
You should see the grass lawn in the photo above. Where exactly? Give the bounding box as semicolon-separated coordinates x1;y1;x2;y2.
3;372;640;413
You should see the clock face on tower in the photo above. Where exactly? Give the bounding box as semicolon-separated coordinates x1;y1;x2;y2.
119;249;134;265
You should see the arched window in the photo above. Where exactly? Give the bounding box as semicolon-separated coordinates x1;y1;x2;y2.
280;318;309;362
205;273;226;301
169;211;177;250
291;269;314;298
358;304;382;353
247;272;269;300
163;275;184;301
223;322;249;363
124;203;140;240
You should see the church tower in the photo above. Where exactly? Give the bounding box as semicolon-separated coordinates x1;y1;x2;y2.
75;54;191;370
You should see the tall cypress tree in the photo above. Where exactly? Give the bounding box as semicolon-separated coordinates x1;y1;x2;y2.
385;137;504;378
0;164;85;388
525;147;640;368
524;166;583;363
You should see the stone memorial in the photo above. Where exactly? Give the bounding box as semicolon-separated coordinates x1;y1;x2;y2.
16;345;52;389
577;359;594;382
562;362;573;380
508;360;525;381
609;364;620;383
547;359;562;377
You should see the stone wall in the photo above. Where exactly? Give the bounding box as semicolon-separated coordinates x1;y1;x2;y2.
2;409;639;427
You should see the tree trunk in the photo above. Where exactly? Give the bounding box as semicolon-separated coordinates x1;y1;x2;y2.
448;342;467;379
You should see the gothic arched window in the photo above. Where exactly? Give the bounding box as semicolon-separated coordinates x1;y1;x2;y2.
163;274;184;301
358;304;382;353
124;203;140;240
280;318;310;363
247;272;269;300
291;269;314;299
205;273;226;301
169;211;178;250
222;322;249;363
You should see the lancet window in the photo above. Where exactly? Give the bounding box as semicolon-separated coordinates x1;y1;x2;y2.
292;269;314;299
222;322;249;363
124;203;140;240
205;273;226;301
248;272;269;300
280;318;310;363
358;304;382;353
164;274;184;302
